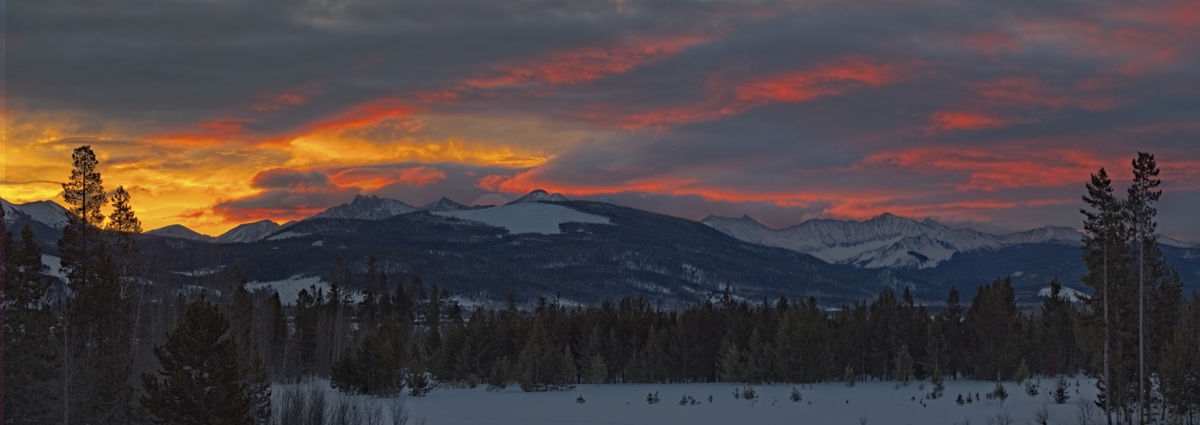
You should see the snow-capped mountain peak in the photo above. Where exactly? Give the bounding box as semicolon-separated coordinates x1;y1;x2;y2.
309;195;417;221
215;220;281;243
703;213;1086;269
146;224;215;242
420;197;467;212
2;198;70;230
506;189;569;205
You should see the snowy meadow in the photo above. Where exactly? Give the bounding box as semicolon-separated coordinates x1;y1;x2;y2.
280;378;1101;425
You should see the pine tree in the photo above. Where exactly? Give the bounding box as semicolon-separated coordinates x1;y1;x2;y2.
1081;166;1125;424
62;146;107;227
717;334;744;383
58;145;138;424
587;354;607;385
517;319;557;391
1013;359;1030;384
559;345;578;389
4;225;60;423
893;344;914;388
1161;294;1200;419
1126;152;1160;420
141;298;254;425
843;365;856;387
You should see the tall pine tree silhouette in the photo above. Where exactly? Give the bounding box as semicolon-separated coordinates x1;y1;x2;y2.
141;297;255;425
1127;152;1161;422
57;145;138;424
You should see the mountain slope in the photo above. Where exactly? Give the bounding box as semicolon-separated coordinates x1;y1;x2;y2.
146;224;215;241
506;189;569;205
215;220;281;243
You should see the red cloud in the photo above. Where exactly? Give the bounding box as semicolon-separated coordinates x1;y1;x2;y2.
466;35;712;88
970;77;1120;111
926;111;1029;133
476;174;509;192
254;82;322;112
864;145;1106;191
606;56;912;128
734;57;901;103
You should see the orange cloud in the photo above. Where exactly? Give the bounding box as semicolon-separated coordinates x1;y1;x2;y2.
926;111;1029;133
305;98;418;133
329;166;446;189
466;35;712;88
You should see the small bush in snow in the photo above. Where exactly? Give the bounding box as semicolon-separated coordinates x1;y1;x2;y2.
789;387;803;403
988;382;1009;404
1053;376;1072;404
741;386;758;403
928;367;946;400
956;394;965;405
1025;378;1041;397
576;395;586;404
679;395;697;406
647;391;661;404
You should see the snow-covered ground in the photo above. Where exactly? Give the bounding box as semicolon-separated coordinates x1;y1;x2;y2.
248;275;364;305
434;203;609;235
41;255;65;280
286;377;1100;425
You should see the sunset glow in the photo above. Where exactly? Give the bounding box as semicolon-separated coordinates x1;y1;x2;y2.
3;0;1199;240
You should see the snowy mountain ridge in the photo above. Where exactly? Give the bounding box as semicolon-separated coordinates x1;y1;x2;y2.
309;194;418;221
215;220;282;243
419;197;468;212
701;213;1086;269
146;224;215;242
506;189;569;205
2;198;70;229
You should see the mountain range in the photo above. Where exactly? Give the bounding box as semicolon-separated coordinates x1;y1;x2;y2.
4;190;1198;306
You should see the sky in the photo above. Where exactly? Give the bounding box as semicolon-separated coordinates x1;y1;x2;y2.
2;0;1199;240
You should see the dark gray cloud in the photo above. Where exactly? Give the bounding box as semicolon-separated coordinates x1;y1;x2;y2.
8;0;1200;239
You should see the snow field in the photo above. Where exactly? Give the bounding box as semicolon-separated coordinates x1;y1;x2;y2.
287;377;1099;425
433;203;609;235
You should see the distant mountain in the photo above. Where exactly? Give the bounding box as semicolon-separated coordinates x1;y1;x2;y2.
146;224;214;242
310;195;417;220
141;201;909;307
215;220;281;243
2;198;70;230
419;197;467;212
702;213;1082;269
506;189;569;205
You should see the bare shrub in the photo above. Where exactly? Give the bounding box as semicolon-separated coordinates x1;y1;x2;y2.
1075;397;1098;425
1032;403;1054;425
389;397;411;425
